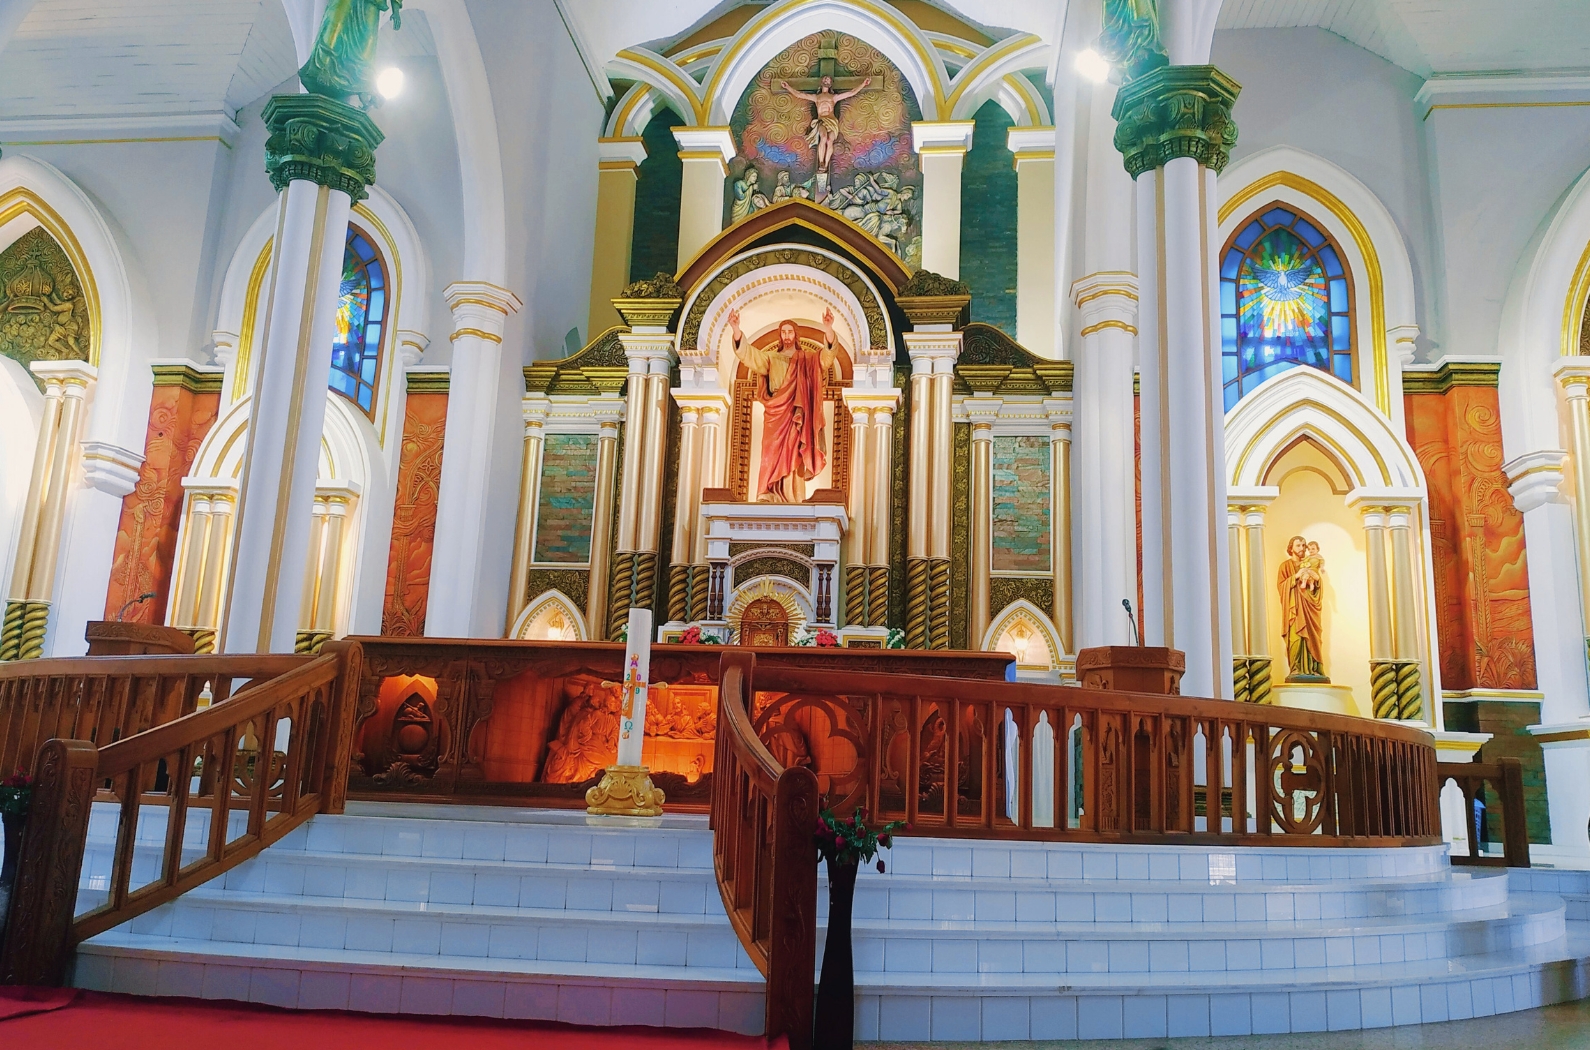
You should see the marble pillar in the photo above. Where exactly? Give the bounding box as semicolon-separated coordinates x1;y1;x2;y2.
672;128;736;269
1115;66;1240;699
588;137;647;339
1008;127;1057;359
911;121;974;279
426;280;523;638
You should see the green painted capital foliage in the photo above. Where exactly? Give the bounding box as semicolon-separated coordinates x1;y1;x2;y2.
1111;65;1240;178
262;94;384;200
299;0;402;106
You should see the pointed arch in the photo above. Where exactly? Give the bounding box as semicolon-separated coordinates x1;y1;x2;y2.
1218;146;1419;425
511;589;588;641
983;598;1063;670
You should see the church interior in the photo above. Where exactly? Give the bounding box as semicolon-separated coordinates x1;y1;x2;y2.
2;0;1590;1044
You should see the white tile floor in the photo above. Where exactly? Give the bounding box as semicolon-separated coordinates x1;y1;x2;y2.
56;802;1590;1040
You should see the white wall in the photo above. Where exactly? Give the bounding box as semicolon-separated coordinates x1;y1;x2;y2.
1212;27;1440;361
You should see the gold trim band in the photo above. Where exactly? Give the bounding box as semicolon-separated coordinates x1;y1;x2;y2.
450;327;503;344
1079;320;1137;337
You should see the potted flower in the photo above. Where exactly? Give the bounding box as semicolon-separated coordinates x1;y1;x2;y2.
0;769;34;912
678;624;722;645
813;807;906;1050
813;629;838;648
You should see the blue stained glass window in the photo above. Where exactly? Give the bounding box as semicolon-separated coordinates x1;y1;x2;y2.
329;227;387;416
1219;206;1355;411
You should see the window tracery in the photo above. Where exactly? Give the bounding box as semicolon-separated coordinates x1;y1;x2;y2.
1220;205;1354;410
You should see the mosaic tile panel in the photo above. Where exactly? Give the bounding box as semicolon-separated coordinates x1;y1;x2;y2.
992;435;1051;573
533;434;599;564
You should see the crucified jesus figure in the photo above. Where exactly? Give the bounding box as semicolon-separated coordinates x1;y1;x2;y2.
780;74;871;173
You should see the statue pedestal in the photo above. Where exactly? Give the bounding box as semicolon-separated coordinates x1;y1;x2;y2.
585;765;666;817
1075;646;1185;695
1273;682;1361;719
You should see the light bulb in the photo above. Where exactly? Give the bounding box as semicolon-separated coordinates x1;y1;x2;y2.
1075;49;1110;84
376;66;405;100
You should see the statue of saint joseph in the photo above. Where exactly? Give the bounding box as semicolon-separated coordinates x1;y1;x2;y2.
728;308;839;503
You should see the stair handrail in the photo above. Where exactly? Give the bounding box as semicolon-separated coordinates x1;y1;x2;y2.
712;651;818;1050
742;662;1443;846
1438;757;1530;868
0;641;362;985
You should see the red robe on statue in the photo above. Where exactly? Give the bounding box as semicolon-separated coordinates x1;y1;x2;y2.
756;344;828;500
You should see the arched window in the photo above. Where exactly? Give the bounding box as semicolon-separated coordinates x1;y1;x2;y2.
1220;205;1354;411
330;227;387;415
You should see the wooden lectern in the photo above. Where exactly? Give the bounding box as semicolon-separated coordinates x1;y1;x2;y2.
1075;645;1185;695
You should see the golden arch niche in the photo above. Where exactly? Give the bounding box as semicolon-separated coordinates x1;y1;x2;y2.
0;226;91;377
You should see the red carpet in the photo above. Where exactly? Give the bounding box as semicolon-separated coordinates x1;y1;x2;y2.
0;988;782;1050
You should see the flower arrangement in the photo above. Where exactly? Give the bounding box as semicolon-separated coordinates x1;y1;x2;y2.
791;626;814;647
815;806;907;873
0;770;34;818
886;628;906;650
814;629;838;648
678;624;723;645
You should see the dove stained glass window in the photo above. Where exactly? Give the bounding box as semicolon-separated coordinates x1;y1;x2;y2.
329;227;387;416
1220;206;1354;411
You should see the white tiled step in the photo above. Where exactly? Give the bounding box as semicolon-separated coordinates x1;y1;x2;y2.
854;925;1590;1041
73;934;764;1032
120;889;758;969
836;867;1508;924
1511;867;1590;920
838;898;1565;975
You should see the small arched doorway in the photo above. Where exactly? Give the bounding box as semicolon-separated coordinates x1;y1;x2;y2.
740;596;789;646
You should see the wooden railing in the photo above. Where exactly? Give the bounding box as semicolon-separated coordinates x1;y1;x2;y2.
733;662;1442;847
1439;758;1530;868
0;652;309;788
711;652;818;1050
0;642;362;985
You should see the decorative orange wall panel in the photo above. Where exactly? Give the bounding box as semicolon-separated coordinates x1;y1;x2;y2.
103;380;220;624
1405;383;1536;690
382;391;447;635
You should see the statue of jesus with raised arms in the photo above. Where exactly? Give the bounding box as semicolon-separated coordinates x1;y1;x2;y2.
728;308;839;504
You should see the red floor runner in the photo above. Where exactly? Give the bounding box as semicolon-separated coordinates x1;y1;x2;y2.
0;988;782;1050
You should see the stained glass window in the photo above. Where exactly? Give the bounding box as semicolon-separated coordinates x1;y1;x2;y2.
329;228;387;415
1220;206;1353;411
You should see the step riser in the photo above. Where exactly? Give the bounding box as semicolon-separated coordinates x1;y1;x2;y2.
71;951;766;1035
837;914;1566;974
855;963;1590;1041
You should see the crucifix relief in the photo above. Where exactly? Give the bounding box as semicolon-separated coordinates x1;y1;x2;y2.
778;34;884;199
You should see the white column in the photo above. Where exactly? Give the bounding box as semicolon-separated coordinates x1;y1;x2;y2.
1070;274;1139;649
843;399;871;578
1243;504;1271;660
1227;508;1245;657
1554;361;1590;644
50;439;143;657
966;399;1001;647
672;127;736;268
507;396;549;631
197;495;235;630
221;174;355;654
1048;405;1074;654
172;495;213;627
911;121;975;278
1008;127;1057;358
1506;451;1590;860
1132;158;1233;698
666;401;703;626
426;280;523;638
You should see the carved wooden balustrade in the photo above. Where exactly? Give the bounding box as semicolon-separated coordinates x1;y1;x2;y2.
0;652;309;790
711;651;818;1050
0;642;362;985
728;661;1442;847
1438;758;1530;868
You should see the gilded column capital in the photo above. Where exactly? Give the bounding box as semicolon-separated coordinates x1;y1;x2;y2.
1110;65;1241;179
262;93;384;201
1553;357;1590;398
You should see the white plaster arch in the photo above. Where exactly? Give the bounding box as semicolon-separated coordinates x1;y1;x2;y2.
1496;163;1590;457
511;589;588;641
1218;146;1419;427
702;0;951;125
606;82;667;139
945;37;1051;123
177;392;384;636
982;598;1064;669
679;244;894;384
212;186;431;446
1225;367;1425;492
608;48;707;129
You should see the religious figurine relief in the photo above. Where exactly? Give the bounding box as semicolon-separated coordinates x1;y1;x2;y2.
1099;0;1169;83
1278;534;1328;681
541;676;621;784
298;0;402;106
727;31;923;266
728;308;839;504
0;227;90;373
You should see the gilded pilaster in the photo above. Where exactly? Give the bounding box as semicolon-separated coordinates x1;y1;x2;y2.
1387;507;1424;721
1242;504;1273;705
966;403;999;649
586;411;621;636
1050;416;1074;655
506;398;549;631
1555;362;1590;654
